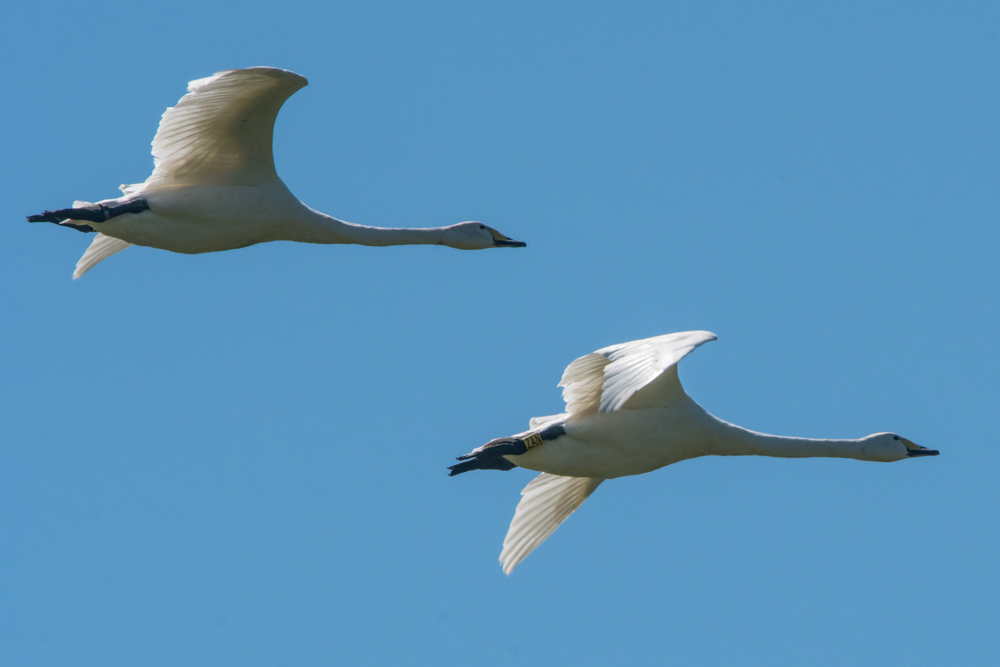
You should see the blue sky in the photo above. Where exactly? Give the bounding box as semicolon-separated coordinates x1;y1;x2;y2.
1;1;998;665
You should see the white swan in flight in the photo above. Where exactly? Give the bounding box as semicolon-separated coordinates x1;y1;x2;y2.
27;67;525;279
449;331;939;575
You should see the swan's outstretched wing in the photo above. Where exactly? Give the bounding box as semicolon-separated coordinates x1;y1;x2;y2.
500;473;603;575
74;234;133;279
559;330;717;415
144;67;307;188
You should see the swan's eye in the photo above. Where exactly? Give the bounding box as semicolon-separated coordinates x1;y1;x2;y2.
893;436;899;440
479;225;486;229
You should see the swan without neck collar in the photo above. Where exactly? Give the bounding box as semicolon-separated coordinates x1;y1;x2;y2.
449;330;939;574
26;67;525;279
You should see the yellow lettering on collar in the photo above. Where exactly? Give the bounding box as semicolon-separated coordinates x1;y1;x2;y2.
523;433;544;450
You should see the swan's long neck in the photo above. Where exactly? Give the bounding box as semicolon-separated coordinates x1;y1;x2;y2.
291;207;447;247
706;413;874;461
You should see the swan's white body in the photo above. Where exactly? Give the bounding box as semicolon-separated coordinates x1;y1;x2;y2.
42;68;524;278
88;183;307;254
458;331;938;574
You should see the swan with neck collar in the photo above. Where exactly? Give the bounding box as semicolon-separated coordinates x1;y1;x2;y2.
448;331;939;574
26;67;525;279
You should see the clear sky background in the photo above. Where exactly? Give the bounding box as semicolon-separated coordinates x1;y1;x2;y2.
1;1;997;665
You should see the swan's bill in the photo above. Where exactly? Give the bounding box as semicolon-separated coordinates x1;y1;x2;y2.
902;438;940;457
486;227;526;247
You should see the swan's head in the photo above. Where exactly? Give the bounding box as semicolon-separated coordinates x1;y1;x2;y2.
863;433;939;462
441;222;526;250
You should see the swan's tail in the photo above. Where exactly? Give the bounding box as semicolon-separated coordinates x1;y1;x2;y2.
74;233;133;280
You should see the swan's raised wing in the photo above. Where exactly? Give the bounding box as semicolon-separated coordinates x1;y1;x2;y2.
500;473;603;575
144;67;307;188
559;331;717;415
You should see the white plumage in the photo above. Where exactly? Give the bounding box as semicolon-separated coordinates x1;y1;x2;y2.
146;69;298;188
30;67;525;278
561;330;717;415
499;474;603;576
74;234;132;280
451;331;939;574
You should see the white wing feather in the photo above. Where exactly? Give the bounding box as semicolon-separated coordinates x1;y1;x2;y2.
559;330;717;415
499;473;603;575
559;352;610;415
528;413;570;430
140;67;307;188
74;234;133;279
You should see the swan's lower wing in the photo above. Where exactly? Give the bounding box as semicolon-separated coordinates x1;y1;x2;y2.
75;234;132;279
500;473;603;575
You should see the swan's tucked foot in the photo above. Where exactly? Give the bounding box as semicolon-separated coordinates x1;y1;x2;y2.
447;423;566;477
27;210;78;224
448;456;518;476
25;211;96;232
456;435;538;461
28;207;108;224
26;199;150;226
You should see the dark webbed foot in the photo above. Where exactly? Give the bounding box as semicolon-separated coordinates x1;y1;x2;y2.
448;457;517;476
27;210;72;223
28;207;106;224
447;422;566;477
61;222;96;233
26;199;149;226
24;211;95;232
456;436;535;461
